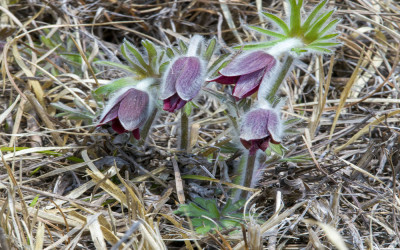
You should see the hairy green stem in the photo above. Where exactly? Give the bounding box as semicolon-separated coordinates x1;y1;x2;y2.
233;152;257;201
240;153;257;200
267;55;294;103
138;108;158;146
180;111;189;152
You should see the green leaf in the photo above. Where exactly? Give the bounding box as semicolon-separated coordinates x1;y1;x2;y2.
221;199;245;214
288;0;302;36
120;42;149;76
182;175;215;181
166;48;175;58
291;48;308;54
123;39;151;72
204;37;217;61
174;196;248;235
301;0;328;32
219;141;240;154
179;40;188;54
193;197;210;210
29;195;40;207
269;143;285;156
308;42;340;47
318;33;339;41
284;118;302;125
40;36;56;49
318;19;340;37
0;147;83;162
306;46;332;53
205;200;220;218
192;220;213;234
159;61;170;74
1;147;29;152
220;219;240;228
248;26;286;39
207;54;229;75
50;102;77;113
141;40;157;73
176;203;208;217
262;12;290;35
233;39;284;50
158;51;165;64
94;77;139;96
279;154;312;163
60;53;84;64
184;101;193;116
56;112;94;120
304;10;335;42
95;61;138;74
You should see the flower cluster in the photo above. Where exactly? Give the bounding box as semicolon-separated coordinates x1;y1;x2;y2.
96;0;339;157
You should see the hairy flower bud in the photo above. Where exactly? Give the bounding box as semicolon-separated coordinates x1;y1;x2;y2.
210;51;276;100
240;107;282;155
160;56;205;112
98;87;150;139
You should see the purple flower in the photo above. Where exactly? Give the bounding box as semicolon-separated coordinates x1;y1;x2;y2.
161;56;204;112
209;51;276;100
98;88;150;139
240;108;282;155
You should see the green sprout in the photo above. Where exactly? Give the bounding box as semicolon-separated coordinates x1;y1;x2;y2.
239;0;340;54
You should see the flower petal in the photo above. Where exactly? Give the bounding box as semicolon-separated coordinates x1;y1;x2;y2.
259;138;271;151
175;57;204;101
132;129;141;140
163;93;187;112
208;75;240;85
240;108;280;141
98;104;119;125
98;89;133;124
111;119;126;134
232;69;264;100
118;88;149;131
220;51;276;77
160;58;183;100
240;139;251;149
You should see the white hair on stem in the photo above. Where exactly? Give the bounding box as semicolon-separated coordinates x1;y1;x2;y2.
256;61;280;108
267;38;303;58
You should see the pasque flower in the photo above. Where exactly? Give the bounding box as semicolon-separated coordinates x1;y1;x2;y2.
160;35;206;112
160;56;204;112
98;87;150;139
210;51;276;100
240;107;282;155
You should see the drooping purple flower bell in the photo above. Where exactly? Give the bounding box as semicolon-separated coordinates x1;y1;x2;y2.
209;51;276;100
160;56;204;112
240;108;282;155
98;88;150;140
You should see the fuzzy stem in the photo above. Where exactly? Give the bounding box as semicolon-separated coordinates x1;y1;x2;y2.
266;55;294;103
240;153;257;200
180;111;189;152
138;108;158;146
